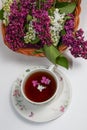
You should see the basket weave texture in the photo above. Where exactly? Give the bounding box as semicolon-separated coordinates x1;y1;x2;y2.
2;0;81;57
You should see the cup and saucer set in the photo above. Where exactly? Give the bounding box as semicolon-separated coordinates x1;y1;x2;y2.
11;65;71;123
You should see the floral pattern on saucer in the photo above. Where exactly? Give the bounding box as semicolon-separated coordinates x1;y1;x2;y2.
11;66;71;122
12;78;34;117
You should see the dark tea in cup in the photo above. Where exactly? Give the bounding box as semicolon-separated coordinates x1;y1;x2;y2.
21;67;59;105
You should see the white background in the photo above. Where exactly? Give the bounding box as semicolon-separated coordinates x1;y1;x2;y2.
0;0;87;130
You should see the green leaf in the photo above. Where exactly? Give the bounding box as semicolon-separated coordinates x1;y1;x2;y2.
56;56;69;69
27;14;32;21
48;7;55;16
61;29;66;36
0;9;4;20
33;48;44;54
31;37;40;44
64;15;71;21
59;2;76;14
43;45;69;69
43;45;61;64
55;1;69;8
24;24;29;30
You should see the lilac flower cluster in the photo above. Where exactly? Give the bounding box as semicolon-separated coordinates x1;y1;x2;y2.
62;14;87;59
5;0;36;50
41;76;51;85
5;0;53;50
32;9;52;45
41;0;53;10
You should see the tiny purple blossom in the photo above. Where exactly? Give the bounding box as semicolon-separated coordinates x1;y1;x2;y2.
41;76;51;85
45;78;51;85
41;76;46;84
29;112;34;117
32;80;39;87
13;89;20;97
60;106;65;112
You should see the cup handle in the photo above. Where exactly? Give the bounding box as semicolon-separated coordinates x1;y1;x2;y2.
48;65;56;71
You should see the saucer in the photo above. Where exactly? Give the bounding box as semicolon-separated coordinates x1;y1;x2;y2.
11;66;71;123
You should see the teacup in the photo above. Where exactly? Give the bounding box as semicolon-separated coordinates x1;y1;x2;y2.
21;65;60;105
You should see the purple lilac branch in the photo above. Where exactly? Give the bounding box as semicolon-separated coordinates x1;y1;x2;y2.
5;0;34;50
32;9;52;46
62;14;87;59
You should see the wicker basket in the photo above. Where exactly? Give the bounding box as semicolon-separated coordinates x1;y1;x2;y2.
1;0;81;57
